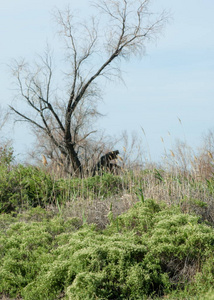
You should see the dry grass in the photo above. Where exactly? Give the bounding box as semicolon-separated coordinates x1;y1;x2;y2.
43;162;214;230
59;193;136;229
14;130;214;229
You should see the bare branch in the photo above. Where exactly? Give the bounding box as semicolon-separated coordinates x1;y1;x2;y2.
77;130;97;144
10;0;168;176
9;106;46;131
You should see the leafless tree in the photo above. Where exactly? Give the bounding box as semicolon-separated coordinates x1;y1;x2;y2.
10;0;168;177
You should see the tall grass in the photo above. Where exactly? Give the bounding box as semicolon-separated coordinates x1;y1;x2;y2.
1;134;214;227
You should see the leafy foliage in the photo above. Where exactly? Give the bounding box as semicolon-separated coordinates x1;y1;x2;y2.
0;164;57;213
1;200;214;299
0;211;81;297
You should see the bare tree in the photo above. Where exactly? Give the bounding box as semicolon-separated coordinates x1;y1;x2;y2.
29;127;120;177
10;0;168;177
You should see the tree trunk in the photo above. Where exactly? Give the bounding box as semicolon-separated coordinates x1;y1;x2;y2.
66;143;82;177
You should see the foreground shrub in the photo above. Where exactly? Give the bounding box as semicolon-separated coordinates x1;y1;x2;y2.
0;212;81;297
23;228;150;299
0;221;53;296
1;200;214;299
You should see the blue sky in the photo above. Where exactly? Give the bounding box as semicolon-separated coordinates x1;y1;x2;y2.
0;0;214;162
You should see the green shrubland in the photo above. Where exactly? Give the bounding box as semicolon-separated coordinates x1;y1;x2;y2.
1;146;214;299
1;200;214;299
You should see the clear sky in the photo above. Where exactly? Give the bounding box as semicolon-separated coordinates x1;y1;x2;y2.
0;0;214;162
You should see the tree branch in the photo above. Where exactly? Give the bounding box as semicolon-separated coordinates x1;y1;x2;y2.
9;106;46;131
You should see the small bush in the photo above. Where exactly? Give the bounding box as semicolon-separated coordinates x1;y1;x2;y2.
0;164;58;213
16;165;57;208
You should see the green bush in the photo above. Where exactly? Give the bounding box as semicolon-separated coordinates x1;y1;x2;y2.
0;212;81;297
0;221;53;296
16;165;57;208
1;199;214;299
0;164;58;213
23;228;149;299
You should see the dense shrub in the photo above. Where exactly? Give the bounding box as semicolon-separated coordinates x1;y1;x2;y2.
1;200;214;299
0;164;58;213
16;165;57;208
0;211;81;297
